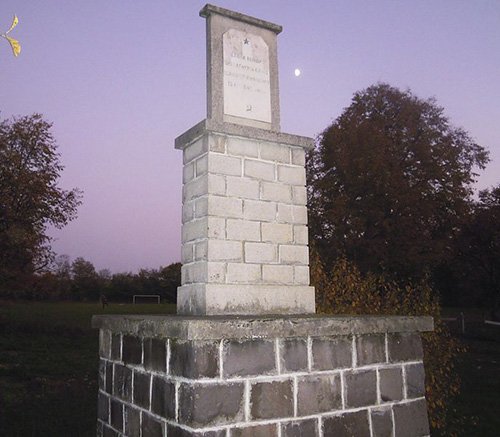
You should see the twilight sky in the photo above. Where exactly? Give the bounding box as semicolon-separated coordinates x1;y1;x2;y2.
1;0;499;273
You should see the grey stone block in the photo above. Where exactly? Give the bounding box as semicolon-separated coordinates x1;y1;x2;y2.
124;406;140;436
406;363;426;398
388;333;423;363
142;413;164;437
99;330;111;359
297;374;341;415
97;392;109;422
102;424;120;437
171;340;219;378
110;398;123;432
371;407;393;437
123;335;142;365
223;339;276;377
178;382;245;427
281;338;308;372
356;334;386;366
232;424;278;437
312;336;352;370
105;362;113;394
250;379;293;420
113;363;132;402
393;398;430;436
322;410;370;437
167;425;227;436
144;338;167;372
99;359;105;390
111;333;121;361
133;371;151;409
345;369;377;408
282;419;318;436
379;367;403;402
152;375;176;419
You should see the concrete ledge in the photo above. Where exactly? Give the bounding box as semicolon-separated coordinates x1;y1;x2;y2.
175;119;315;151
92;314;434;340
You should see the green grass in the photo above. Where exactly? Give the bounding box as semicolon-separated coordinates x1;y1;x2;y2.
0;301;175;437
1;303;499;436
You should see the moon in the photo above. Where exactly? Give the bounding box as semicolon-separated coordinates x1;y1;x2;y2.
294;68;301;77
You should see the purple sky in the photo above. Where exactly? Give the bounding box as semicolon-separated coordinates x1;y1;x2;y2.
1;1;499;273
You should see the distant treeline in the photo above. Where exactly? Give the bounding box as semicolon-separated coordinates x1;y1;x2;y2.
7;256;180;303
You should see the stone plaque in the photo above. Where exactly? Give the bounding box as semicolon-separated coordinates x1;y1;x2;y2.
223;29;271;123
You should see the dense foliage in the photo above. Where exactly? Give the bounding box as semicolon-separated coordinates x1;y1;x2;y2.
307;83;489;280
0;114;82;294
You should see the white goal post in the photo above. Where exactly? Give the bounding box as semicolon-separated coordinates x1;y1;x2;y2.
132;294;161;304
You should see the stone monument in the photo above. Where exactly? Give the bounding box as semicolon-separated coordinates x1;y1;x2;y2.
93;4;433;436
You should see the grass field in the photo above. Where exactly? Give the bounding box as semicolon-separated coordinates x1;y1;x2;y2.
0;301;175;437
0;303;499;436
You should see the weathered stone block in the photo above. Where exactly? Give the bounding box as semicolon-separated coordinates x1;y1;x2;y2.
208;240;242;262
111;333;121;361
152;375;176;419
292;186;307;205
183;138;207;164
277;203;293;223
99;359;105;390
178;382;245;427
122;336;142;365
312;336;352;370
388;333;423;362
209;134;227;154
262;264;294;284
261;182;292;203
371;407;393;437
226;177;260;200
124;405;141;437
345;369;377;408
277;164;305;185
227;137;258;157
323;410;370;437
293;225;308;244
232;424;278;436
133;371;151;409
244;159;275;181
110;398;123;432
406;362;426;398
294;265;310;285
226;219;261;241
297;374;342;415
393;398;430;436
279;245;309;265
292;205;308;224
227;263;262;283
250;379;293;420
224;339;275;377
98;392;109;422
208;195;243;218
105;362;113;394
261;222;292;244
243;199;276;222
260;142;290;163
281;338;308;372
291;148;306;166
244;242;277;264
379;367;403;402
99;330;111;359
113;363;132;402
102;424;119;437
356;334;386;366
167;425;227;436
282;419;318;437
142;413;164;437
144;338;167;372
171;340;219;379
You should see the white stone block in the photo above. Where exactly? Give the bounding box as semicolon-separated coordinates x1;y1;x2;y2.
183;162;195;183
293;205;308;224
226;263;261;283
261;223;292;244
227;137;259;157
244;199;276;222
277;204;293;224
183;138;207;164
182;218;207;243
294;265;310;285
208;240;242;262
194;197;208;218
260;142;290;163
182;262;206;284
182;202;194;224
207;217;225;239
226;176;260;200
292;186;307;205
207;262;226;283
194;240;207;261
183;175;208;202
181;243;194;263
209;134;226;153
277;165;306;185
244;159;275;181
245;242;277;263
226;219;261;241
291;148;306;166
208;196;243;218
208;174;226;196
261;182;292;203
294;225;309;245
195;154;208;177
209;153;242;176
262;265;294;284
280;245;309;265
